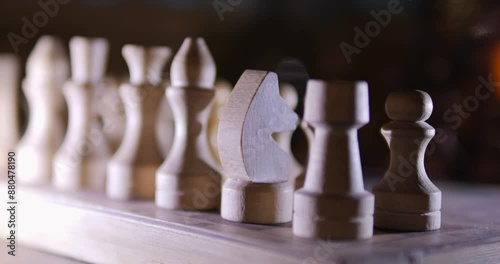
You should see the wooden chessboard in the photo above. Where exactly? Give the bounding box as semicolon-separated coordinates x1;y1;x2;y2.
1;179;500;264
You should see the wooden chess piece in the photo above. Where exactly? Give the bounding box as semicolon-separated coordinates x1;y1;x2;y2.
208;78;232;179
17;36;69;185
219;70;299;224
0;55;20;170
107;44;170;200
293;80;373;240
155;37;221;210
372;90;441;231
275;83;304;190
53;36;111;191
97;76;125;153
156;94;175;158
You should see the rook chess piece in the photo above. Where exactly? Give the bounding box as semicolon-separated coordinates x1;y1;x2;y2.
17;36;69;185
372;90;441;231
293;80;374;239
107;44;170;200
155;37;221;210
219;70;299;224
53;36;111;191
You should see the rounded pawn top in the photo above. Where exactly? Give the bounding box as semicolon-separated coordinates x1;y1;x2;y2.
385;90;433;122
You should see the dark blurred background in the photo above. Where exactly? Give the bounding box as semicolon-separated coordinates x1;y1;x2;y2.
1;0;500;183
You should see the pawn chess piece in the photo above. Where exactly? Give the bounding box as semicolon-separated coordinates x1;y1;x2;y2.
155;37;221;210
275;83;304;190
219;70;299;224
53;36;111;191
107;44;170;200
0;55;20;169
372;90;441;231
293;80;373;240
17;36;69;185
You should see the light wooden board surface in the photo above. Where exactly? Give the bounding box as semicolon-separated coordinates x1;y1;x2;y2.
0;242;84;264
1;180;500;264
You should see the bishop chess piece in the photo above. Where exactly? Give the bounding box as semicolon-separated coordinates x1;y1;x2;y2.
107;44;170;200
218;70;298;224
155;37;221;210
293;80;374;240
372;90;441;231
53;36;111;191
17;36;69;185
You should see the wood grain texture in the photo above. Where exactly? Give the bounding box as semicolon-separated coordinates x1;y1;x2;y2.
1;180;500;264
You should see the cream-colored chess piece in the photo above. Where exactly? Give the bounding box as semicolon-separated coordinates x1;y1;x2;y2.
107;44;170;200
97;76;125;153
293;80;373;240
53;36;111;191
219;70;299;224
156;37;221;210
372;90;441;231
275;83;304;190
208;79;232;178
17;36;69;185
0;55;20;171
156;95;175;158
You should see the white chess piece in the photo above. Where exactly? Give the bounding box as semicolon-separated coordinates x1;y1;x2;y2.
275;83;304;190
107;44;171;200
293;80;374;240
219;70;299;224
155;37;221;210
0;54;20;172
97;76;125;153
208;79;232;169
53;36;111;191
17;36;69;185
372;90;441;231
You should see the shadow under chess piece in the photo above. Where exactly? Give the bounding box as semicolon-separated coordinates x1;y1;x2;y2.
372;90;441;231
293;80;374;240
219;70;299;224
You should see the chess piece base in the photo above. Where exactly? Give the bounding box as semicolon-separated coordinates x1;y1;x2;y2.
221;179;293;224
53;158;106;192
374;209;441;231
293;189;374;239
106;162;157;200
